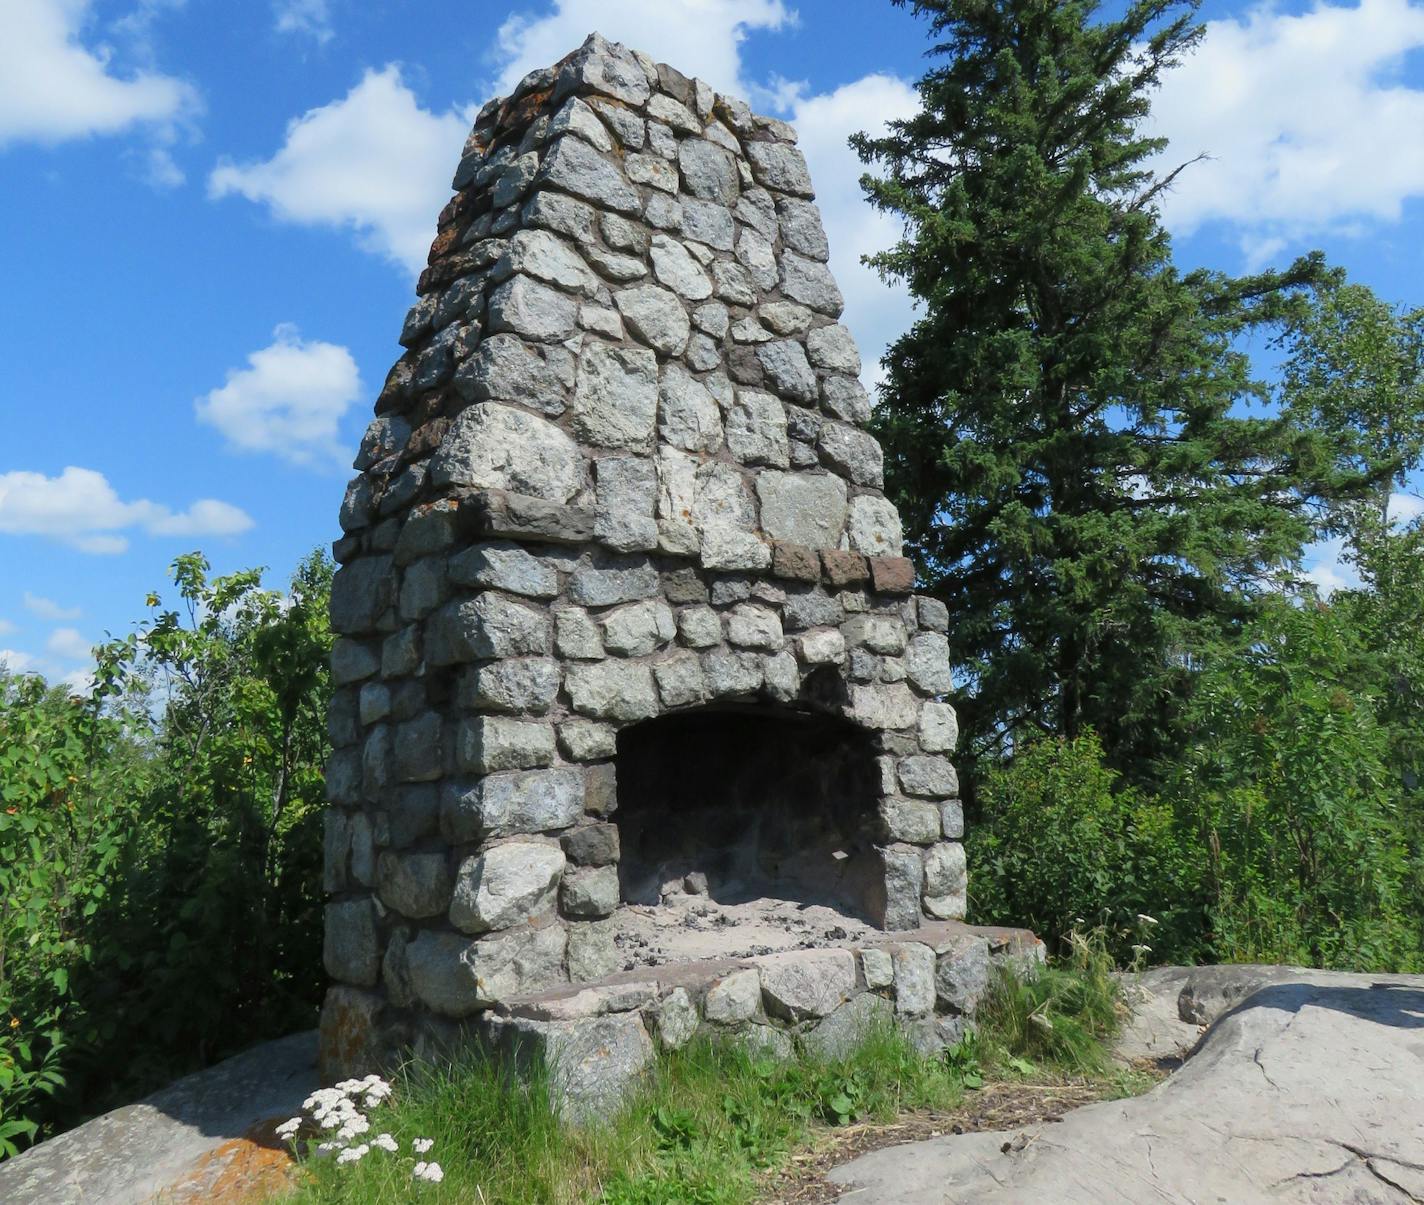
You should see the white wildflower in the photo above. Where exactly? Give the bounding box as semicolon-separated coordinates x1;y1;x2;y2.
336;1116;371;1142
1131;943;1152;957
336;1144;370;1165
304;1087;346;1110
314;1141;343;1157
1136;914;1158;927
372;1133;399;1153
413;1160;445;1183
413;1137;435;1154
274;1117;303;1140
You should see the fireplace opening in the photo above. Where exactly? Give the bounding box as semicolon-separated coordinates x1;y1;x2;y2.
614;706;883;925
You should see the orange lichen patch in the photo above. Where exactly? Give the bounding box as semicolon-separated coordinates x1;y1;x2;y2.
157;1120;301;1205
318;986;383;1084
503;86;554;132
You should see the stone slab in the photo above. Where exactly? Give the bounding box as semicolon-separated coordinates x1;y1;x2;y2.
0;1032;317;1205
829;968;1424;1204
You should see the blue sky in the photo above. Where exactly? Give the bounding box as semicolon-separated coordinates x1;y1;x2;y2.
2;0;1422;685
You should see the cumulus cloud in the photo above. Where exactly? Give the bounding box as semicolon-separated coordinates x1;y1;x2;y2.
1301;535;1356;596
46;627;92;661
208;66;469;275
274;0;333;44
140;145;185;189
0;0;197;148
1147;0;1424;255
780;74;920;391
0;645;92;690
492;0;793;96
0;466;253;555
0;648;40;675
23;592;81;621
1300;491;1424;595
211;0;915;385
195;324;363;469
208;4;800;274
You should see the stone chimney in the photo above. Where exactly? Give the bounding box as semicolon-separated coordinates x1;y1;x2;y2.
321;34;988;1107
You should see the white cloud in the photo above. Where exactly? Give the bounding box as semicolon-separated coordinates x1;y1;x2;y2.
1302;535;1356;596
0;645;92;690
0;0;197;148
274;0;333;44
0;649;40;675
145;497;257;535
46;627;91;661
140;145;184;189
212;0;913;392
1390;490;1424;526
781;73;920;392
492;0;793;96
0;619;15;637
196;324;362;469
0;466;253;555
1148;0;1424;253
1300;491;1424;595
208;66;469;275
24;592;81;621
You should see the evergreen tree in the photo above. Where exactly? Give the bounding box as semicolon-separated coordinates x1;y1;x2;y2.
854;0;1354;782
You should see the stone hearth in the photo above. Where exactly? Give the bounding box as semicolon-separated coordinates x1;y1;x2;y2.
320;33;1034;1114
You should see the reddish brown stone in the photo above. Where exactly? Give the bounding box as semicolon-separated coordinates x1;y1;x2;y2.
437;188;483;231
427;224;460;265
870;556;915;595
772;541;820;582
406;416;450;461
417;252;473;296
407;390;446;429
821;548;870;587
436;193;464;230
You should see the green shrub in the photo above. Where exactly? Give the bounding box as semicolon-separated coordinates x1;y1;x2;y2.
1171;599;1422;972
0;551;333;1155
966;731;1205;963
967;599;1423;974
0;672;141;1155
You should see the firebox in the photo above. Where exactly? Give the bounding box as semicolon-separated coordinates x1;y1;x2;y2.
616;707;880;915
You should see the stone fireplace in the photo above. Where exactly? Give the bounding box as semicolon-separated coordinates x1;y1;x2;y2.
320;33;1039;1113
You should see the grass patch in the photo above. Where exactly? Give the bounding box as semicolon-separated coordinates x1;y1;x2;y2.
975;930;1126;1076
280;943;1138;1205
